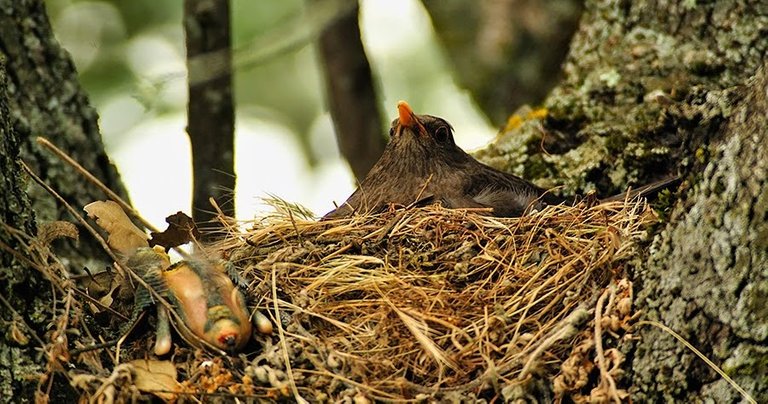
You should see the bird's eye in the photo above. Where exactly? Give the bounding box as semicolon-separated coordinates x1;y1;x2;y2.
389;127;395;137
434;126;450;142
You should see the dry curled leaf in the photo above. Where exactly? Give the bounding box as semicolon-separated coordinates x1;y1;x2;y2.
9;322;29;346
129;359;181;401
149;211;200;250
37;221;78;247
84;200;148;256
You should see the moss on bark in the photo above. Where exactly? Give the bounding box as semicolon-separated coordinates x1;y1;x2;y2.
632;65;768;402
475;0;767;400
0;0;128;401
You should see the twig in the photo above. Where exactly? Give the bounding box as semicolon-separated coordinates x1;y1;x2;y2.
35;137;159;234
593;287;621;404
21;160;223;358
271;265;307;403
0;293;47;347
36;136;193;260
69;339;120;356
412;174;434;207
637;320;757;404
115;311;146;361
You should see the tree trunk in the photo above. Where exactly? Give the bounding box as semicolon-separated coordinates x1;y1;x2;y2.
0;0;128;259
478;0;767;400
185;0;236;235
317;0;386;182
421;0;582;124
0;0;127;400
631;64;768;402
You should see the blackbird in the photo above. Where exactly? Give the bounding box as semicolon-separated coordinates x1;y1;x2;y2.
323;101;563;219
323;101;678;219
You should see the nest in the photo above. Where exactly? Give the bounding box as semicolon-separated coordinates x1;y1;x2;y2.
210;198;655;401
9;190;655;402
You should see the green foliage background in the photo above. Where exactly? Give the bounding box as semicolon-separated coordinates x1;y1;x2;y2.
44;0;493;219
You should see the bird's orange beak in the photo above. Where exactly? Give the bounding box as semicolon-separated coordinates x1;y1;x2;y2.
397;100;427;136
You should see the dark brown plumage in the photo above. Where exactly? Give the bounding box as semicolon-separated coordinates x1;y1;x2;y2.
324;101;563;219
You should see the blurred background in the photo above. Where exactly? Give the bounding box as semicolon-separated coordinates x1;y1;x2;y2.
45;0;579;226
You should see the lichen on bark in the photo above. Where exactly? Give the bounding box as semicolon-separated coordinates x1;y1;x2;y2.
0;0;128;401
0;0;128;270
632;65;768;402
474;0;767;400
477;0;768;198
0;57;41;404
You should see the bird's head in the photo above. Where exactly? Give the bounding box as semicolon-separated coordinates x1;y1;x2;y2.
205;305;250;352
389;101;456;150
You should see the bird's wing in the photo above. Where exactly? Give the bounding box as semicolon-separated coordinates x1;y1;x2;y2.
461;170;557;217
471;186;539;217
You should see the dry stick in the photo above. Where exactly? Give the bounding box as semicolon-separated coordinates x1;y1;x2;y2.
0;236;128;322
20;161;224;360
287;208;302;244
112;311;148;360
35;137;159;234
2;222;74;281
4;226;135;331
593;287;622;404
637;320;757;404
72;286;130;322
208;197;240;239
36;137;193;260
411;174;434;207
271;265;307;404
18;234;132;321
69;338;122;357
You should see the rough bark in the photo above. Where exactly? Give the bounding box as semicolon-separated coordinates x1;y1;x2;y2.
0;0;127;400
632;66;768;402
422;0;582;124
317;0;386;182
185;0;235;235
0;0;128;264
476;0;767;400
0;60;44;404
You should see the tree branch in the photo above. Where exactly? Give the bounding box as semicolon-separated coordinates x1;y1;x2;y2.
184;0;235;238
317;0;386;182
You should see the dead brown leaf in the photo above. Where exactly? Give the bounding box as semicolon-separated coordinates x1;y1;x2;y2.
84;200;148;256
129;359;180;401
149;211;200;250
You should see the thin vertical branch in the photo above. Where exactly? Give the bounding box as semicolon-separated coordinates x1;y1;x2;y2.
184;0;235;239
317;0;386;182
